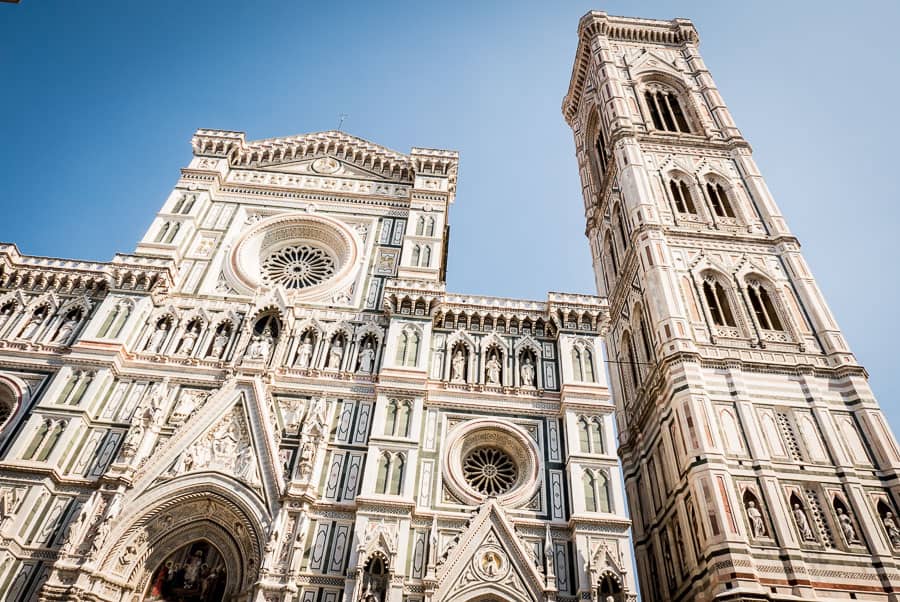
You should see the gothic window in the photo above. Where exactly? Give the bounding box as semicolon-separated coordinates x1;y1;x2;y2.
613;207;629;252
384;400;411;437
644;87;691;133
702;279;736;327
24;419;65;462
587;111;611;189
578;417;590;452
59;370;92;405
590;418;604;453
395;328;421;367
98;300;132;338
620;333;640;390
422;245;432;267
638;315;654;363
705;182;735;218
578;416;605;454
416;216;425;235
571;344;595;383
425;217;436;237
604;236;618;277
583;469;612;513
411;245;420;266
155;222;170;243
376;451;405;495
668;179;697;214
156;221;180;244
746;281;784;331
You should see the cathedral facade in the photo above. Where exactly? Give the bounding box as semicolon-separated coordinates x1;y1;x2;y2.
563;11;900;602
0;128;635;601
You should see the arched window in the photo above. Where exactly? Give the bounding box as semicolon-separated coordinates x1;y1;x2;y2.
425;217;435;237
23;419;50;460
614;208;629;252
572;348;584;382
638;316;654;363
385;400;398;436
376;451;404;495
36;421;64;461
668;179;697;214
164;222;180;244
416;216;425;236
590;418;605;454
396;328;420;367
396;401;411;437
702;280;737;327
584;471;598;512
705;182;735;218
583;469;612;513
604;237;618;277
582;346;595;383
411;245;421;266
621;333;640;390
155;222;170;243
746;281;783;331
578;417;591;452
422;246;431;267
644;87;691;133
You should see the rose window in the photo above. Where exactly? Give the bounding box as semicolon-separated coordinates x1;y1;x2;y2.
261;245;336;289
463;447;518;496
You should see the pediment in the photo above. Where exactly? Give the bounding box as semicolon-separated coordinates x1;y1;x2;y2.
628;49;684;78
435;501;548;602
258;156;392;182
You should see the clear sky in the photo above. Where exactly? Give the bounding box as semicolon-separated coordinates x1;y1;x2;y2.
2;1;898;429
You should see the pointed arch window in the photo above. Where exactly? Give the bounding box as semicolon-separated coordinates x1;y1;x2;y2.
411;245;421;266
746;282;783;331
645;89;691;133
669;179;696;214
384;399;411;437
578;417;591;452
421;246;432;267
705;182;735;218
614;208;629;252
416;216;425;236
621;334;641;390
396;328;421;367
605;237;618;278
583;469;612;513
702;280;736;327
376;452;405;495
425;217;435;237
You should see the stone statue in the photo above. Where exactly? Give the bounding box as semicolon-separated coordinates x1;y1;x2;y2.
358;340;375;373
451;349;465;382
178;324;200;356
883;511;900;547
0;304;13;330
170;391;200;423
248;328;274;361
837;507;858;543
296;336;314;368
91;517;111;556
209;328;229;358
20;311;44;340
486;352;501;385
328;337;344;370
52;314;79;345
793;503;815;541
520;355;535;387
121;424;144;460
146;321;169;353
746;500;766;537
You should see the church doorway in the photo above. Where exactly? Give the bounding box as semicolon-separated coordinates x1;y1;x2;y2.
144;539;227;602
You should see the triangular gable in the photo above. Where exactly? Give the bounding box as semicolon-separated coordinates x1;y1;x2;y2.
434;501;548;602
258;157;392;182
627;49;684;78
128;378;281;510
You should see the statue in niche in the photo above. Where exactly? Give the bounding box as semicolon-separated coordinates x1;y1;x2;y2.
296;335;314;368
482;551;502;577
19;310;45;340
746;500;766;537
121;424;144;461
837;507;858;543
52;313;79;344
358;340;375;373
178;323;200;356
451;349;466;382
328;337;344;369
883;511;900;547
91;516;112;557
170;390;202;424
209;328;229;358
520;355;536;387
145;380;169;424
793;503;815;541
485;352;501;385
146;321;169;353
248;327;274;361
0;304;14;330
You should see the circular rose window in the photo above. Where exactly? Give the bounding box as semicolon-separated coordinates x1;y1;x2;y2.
443;419;540;506
261;244;336;289
463;447;518;496
226;213;361;302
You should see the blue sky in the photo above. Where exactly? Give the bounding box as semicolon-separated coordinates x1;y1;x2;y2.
2;1;899;430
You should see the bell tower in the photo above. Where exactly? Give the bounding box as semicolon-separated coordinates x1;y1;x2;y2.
564;11;900;601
